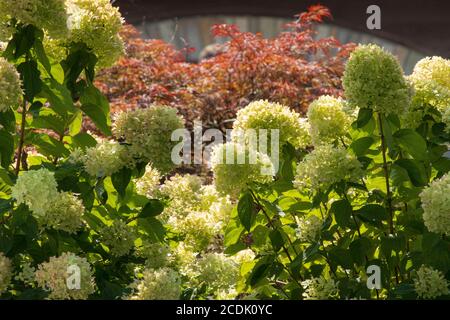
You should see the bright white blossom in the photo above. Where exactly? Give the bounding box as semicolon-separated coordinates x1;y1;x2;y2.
0;252;12;294
0;57;22;112
128;267;181;300
113;105;185;174
307;95;354;145
413;265;449;299
419;173;450;235
211;142;274;198
134;164;161;199
294;145;363;192
79;140;128;177
99;220;136;257
35;252;95;299
301;277;339;300
232;249;256;265
296;215;323;243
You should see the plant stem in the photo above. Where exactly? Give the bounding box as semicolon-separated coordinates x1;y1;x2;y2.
15;100;27;176
377;113;394;234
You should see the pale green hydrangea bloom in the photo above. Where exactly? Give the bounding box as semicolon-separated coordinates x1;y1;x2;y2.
35;252;95;299
294;145;363;192
113;105;185;174
99;220;136;257
15;261;36;285
137;241;172;269
215;288;238;300
232;249;256;265
233;99;311;149
39;191;84;234
0;0;69;39
11;168;59;217
211;142;274;198
295;215;323;243
0;252;12;294
302;276;339;300
307;95;354;145
419;173;450;235
173;241;198;276
413;265;449;299
343;44;410;115
134;164;161;199
128;267;181;300
0;57;22;112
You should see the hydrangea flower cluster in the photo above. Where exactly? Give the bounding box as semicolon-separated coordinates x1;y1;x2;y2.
301;276;339;300
419;173;450;235
0;57;22;113
134;164;161;199
0;0;69;39
343;44;410;115
232;249;256;265
0;252;12;294
211;142;274;198
11;169;85;233
307;96;354;145
294;145;363;192
413;265;449;299
137;242;172;269
72;140;128;177
128;267;181;300
295;215;323;243
113;105;185;174
35;252;95;299
233;100;311;149
99;220;136;257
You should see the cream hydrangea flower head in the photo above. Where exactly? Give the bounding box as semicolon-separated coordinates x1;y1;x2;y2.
233;99;311;149
79;140;128;177
294;145;363;193
232;249;256;265
35;252;95;299
99;220;136;257
211;142;274;198
295;215;323;243
113;105;185;174
134;164;161;199
343;44;410;115
307;95;354;145
301;276;339;300
0;0;69;39
408;56;450;111
137;241;172;269
419;173;450;235
128;267;181;300
413;265;449;299
0;57;22;112
0;252;12;294
11;168;59;217
39;192;84;234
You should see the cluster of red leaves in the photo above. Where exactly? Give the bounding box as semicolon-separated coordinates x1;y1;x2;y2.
95;5;355;130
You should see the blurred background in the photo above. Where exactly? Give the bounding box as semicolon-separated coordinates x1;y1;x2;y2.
115;0;449;74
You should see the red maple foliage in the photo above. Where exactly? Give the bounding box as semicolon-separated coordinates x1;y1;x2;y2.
95;5;355;131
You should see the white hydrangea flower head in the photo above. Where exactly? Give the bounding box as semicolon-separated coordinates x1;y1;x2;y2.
81;140;128;177
294;145;363;193
216;287;238;300
173;241;198;276
419;173;450;235
137;241;172;269
0;252;12;294
296;215;323;243
307;95;354;145
233;99;311;149
99;220;136;257
134;164;161;199
413;265;449;299
0;0;69;39
408;57;450;111
113;105;185;174
211;142;274;198
11;168;59;217
35;252;95;299
301;276;339;300
128;267;181;300
0;57;22;112
39;191;84;234
233;249;256;265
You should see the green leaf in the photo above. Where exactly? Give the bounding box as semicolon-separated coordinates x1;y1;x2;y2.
30;110;66;136
17;60;42;102
80;85;111;136
328;248;354;269
13;25;36;58
95;179;108;205
356;108;373;128
349;238;371;266
33;33;52;76
29;133;69;158
393;129;428;161
350;136;375;157
224;226;244;247
39;79;76;117
139;199;164;218
137;217;165;242
330;199;352;228
0;108;16;132
355;204;388;227
0;129;14;169
394;159;427;187
111;167;132;198
237;191;257;232
68;110;83;136
269;229;285;252
71;132;97;150
249;256;273;287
